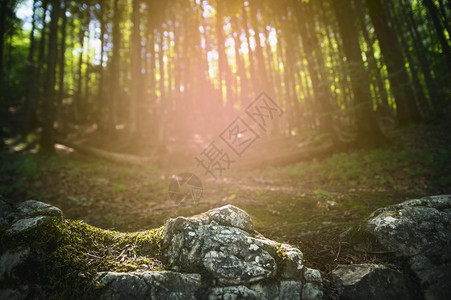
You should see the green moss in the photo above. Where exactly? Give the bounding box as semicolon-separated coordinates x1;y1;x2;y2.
0;217;165;298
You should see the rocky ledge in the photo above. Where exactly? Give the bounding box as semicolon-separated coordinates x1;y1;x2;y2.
98;204;324;299
1;195;450;299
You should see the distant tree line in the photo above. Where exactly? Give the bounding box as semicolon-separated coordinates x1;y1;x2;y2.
0;0;450;153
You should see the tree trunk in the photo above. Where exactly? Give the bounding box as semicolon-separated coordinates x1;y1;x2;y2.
333;0;386;147
366;0;421;124
216;0;225;101
0;0;6;88
294;1;337;143
130;0;141;137
40;0;61;154
242;4;258;94
354;0;390;112
23;0;38;134
97;0;106;130
55;139;156;166
249;0;269;91
437;0;451;40
423;0;451;78
75;16;85;122
232;15;247;106
109;0;121;133
384;0;428;116
157;30;166;151
57;0;67;133
401;0;443;111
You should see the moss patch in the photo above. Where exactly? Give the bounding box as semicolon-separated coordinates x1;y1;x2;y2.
0;217;164;298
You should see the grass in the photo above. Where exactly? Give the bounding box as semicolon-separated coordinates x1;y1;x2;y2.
280;146;451;189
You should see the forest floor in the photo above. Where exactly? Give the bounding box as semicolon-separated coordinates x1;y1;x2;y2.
1;121;451;279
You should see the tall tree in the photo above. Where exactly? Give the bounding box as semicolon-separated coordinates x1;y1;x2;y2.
333;0;386;147
423;0;451;78
40;0;61;153
109;0;121;132
57;0;67;133
0;0;16;86
401;0;443;112
130;0;142;137
23;0;38;133
366;0;421;124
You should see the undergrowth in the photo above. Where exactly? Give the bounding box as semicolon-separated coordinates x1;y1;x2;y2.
281;147;451;189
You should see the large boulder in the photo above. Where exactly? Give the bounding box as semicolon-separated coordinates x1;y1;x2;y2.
331;264;420;300
351;195;451;300
161;204;324;299
0;199;64;300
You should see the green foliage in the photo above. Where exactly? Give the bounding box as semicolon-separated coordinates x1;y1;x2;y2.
112;183;127;193
281;147;451;188
315;189;330;198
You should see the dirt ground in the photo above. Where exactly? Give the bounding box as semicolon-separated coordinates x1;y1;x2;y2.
1;121;450;280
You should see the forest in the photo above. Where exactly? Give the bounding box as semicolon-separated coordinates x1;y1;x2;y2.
0;0;451;297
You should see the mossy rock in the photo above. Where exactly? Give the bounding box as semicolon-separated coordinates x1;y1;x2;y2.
0;199;164;299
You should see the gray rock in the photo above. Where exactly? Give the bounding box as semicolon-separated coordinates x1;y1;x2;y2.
0;198;14;226
352;195;451;300
279;245;304;279
162;208;273;280
249;281;281;299
408;244;451;300
97;272;151;299
163;216;277;284
15;200;63;219
279;281;303;299
162;205;324;298
207;286;265;300
302;282;323;300
331;264;420;300
6;216;52;234
0;249;30;280
205;204;254;233
0;286;29;300
97;271;201;300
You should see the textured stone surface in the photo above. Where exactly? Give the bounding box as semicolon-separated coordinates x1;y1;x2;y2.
353;195;451;300
0;249;30;280
331;264;420;300
15;200;63;219
0;199;64;299
6;216;52;234
162;215;278;284
0;198;14;226
160;205;324;299
97;271;201;300
205;204;254;232
2;199;62;235
162;205;322;289
358;195;451;256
